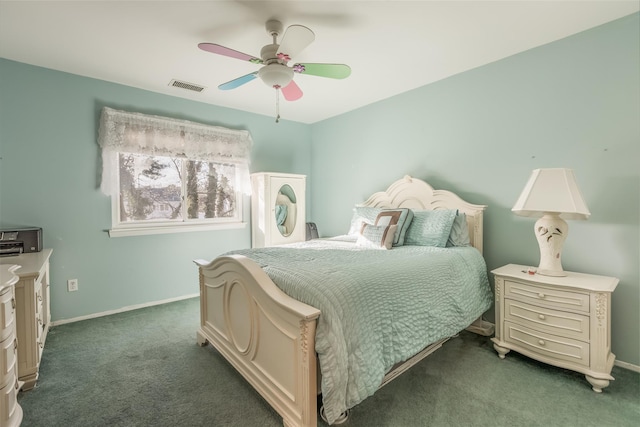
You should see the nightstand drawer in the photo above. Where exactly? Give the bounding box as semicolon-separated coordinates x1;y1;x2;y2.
505;299;589;341
504;321;589;367
505;280;589;313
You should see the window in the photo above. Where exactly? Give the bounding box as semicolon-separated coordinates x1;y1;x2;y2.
98;107;252;237
117;152;240;221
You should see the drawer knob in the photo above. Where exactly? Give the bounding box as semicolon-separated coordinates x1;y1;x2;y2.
538;314;546;320
538;293;545;299
538;340;546;346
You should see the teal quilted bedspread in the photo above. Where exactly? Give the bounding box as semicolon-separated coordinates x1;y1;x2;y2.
227;237;492;424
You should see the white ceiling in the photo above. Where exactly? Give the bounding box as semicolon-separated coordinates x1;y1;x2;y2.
1;1;638;124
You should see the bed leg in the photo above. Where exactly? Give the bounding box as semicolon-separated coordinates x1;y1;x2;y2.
465;316;495;336
196;329;208;347
320;406;350;425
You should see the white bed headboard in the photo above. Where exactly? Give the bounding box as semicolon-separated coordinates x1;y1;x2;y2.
359;175;487;254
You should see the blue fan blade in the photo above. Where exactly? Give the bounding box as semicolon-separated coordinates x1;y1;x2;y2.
218;72;258;90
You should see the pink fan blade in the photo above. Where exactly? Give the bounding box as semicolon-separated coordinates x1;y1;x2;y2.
293;63;351;79
277;25;315;62
198;43;262;64
218;72;258;90
281;80;303;101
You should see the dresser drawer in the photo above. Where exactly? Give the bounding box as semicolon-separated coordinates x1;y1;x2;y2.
504;299;589;342
0;371;20;425
0;334;17;385
505;280;589;313
0;289;15;342
36;286;44;337
504;321;589;367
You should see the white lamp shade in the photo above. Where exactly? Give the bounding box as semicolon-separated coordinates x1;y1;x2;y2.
512;168;590;220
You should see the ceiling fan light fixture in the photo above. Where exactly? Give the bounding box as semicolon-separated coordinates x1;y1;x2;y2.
258;63;294;88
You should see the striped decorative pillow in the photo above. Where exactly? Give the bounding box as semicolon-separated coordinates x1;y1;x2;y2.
356;223;398;250
374;208;414;246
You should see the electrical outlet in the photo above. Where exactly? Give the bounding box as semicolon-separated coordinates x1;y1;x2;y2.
67;279;78;292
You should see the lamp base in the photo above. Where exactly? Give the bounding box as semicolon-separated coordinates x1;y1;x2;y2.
536;268;567;277
534;214;568;277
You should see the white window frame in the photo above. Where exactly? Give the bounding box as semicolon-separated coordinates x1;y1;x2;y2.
98;107;252;237
108;154;246;238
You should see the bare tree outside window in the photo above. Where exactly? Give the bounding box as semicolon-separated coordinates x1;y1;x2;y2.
117;153;238;224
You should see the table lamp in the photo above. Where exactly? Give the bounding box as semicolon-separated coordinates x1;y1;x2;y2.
512;168;590;277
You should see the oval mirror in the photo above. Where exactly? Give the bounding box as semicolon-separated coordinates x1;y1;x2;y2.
275;184;297;237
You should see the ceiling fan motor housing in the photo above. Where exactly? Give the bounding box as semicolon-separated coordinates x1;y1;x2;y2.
258;63;294;88
259;43;293;87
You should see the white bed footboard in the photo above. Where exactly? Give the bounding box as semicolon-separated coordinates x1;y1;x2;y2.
195;255;321;427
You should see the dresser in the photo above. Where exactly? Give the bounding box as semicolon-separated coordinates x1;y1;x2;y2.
251;172;306;248
2;249;53;391
0;265;22;427
491;264;618;392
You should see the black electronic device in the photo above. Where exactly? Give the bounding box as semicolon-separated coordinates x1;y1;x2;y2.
0;226;43;256
305;222;319;240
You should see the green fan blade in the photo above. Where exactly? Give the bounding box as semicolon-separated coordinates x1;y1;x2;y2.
294;63;351;79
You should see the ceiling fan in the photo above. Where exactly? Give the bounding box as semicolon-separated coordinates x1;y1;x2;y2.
198;19;351;121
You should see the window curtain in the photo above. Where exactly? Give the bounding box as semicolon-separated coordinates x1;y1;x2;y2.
97;107;252;195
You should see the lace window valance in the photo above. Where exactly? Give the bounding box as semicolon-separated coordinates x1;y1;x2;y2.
98;107;252;163
98;107;252;195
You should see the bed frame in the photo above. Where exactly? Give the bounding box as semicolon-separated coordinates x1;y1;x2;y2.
195;175;493;427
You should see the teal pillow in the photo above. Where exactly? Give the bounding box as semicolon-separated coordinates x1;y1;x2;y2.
446;211;471;247
374;208;414;246
405;209;457;247
348;206;383;235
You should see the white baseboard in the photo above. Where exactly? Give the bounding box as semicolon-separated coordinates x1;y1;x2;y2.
51;293;199;326
50;297;640;373
614;359;640;373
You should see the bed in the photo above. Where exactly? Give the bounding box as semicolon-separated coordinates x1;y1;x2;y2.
195;175;494;427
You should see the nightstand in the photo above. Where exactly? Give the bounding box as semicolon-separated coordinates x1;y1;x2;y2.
491;264;618;392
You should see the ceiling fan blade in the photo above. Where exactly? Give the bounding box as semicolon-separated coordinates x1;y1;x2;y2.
218;72;258;90
198;43;262;64
277;25;315;62
281;80;303;101
293;63;351;79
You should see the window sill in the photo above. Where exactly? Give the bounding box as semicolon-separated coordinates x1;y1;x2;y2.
107;222;247;238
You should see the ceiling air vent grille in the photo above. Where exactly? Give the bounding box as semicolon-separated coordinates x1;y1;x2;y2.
169;79;206;93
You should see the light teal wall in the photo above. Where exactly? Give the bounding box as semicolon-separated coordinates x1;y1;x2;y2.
0;59;311;322
1;13;638;367
310;14;639;366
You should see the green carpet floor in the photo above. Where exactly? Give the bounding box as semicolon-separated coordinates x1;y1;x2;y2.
18;297;639;426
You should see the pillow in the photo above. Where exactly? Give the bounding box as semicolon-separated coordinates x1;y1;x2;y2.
348;206;383;235
275;204;288;234
404;209;457;247
356;223;398;250
374;208;414;246
446;211;471;247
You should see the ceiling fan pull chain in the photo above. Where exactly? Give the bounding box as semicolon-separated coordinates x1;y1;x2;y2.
275;86;281;123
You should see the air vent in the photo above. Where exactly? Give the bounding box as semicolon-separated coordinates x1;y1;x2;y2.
168;79;206;93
